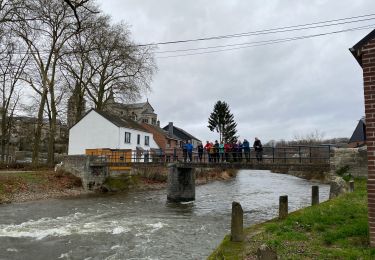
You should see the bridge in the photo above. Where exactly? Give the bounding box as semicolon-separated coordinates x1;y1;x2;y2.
63;145;333;202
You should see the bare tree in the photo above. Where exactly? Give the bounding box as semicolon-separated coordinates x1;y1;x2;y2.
15;0;77;165
85;17;155;110
62;0;92;31
0;36;28;162
292;129;325;145
63;14;156;113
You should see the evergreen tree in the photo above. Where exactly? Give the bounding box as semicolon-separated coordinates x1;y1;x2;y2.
208;101;238;142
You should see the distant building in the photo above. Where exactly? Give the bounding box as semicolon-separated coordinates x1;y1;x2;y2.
162;122;201;147
141;123;183;150
0;116;68;162
68;109;159;155
348;117;366;148
106;99;159;126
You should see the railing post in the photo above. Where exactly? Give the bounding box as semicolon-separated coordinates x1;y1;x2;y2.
312;186;319;205
284;148;287;164
299;146;302;163
279;195;288;219
309;147;312;163
272;147;275;163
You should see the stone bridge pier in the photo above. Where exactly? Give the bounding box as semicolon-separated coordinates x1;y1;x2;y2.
167;163;195;202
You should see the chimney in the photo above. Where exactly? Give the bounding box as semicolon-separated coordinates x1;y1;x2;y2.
168;122;173;136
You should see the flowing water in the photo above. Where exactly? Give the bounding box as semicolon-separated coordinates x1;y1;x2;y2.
0;170;329;260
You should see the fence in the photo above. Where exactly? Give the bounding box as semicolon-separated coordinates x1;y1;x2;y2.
87;145;332;165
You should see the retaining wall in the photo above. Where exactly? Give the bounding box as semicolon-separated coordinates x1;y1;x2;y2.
330;147;368;178
61;155;108;190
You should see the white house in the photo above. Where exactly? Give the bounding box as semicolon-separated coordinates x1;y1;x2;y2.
68;109;159;155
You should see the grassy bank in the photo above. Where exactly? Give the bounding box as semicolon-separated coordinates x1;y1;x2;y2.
209;179;374;259
0;170;83;203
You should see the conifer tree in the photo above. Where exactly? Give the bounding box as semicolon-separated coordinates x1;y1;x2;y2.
208;101;238;142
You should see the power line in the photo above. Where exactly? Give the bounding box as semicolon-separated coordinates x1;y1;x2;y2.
3;13;375;57
156;24;375;59
139;13;375;47
154;18;375;54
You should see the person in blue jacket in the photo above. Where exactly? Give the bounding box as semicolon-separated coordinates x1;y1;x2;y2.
243;139;250;162
186;140;194;162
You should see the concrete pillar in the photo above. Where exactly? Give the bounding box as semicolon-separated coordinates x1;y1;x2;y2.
279;195;288;219
167;163;195;202
349;180;354;193
312;185;319;206
231;201;244;242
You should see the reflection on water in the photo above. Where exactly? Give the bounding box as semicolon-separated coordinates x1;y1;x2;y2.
0;170;329;259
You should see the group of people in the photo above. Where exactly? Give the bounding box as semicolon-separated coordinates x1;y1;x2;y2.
182;137;263;163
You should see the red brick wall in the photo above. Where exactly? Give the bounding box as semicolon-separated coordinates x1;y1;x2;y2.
361;37;375;246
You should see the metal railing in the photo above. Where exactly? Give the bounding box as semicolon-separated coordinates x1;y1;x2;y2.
88;145;332;165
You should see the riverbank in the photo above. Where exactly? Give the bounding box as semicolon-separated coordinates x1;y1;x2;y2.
0;170;85;204
0;168;237;204
209;178;373;259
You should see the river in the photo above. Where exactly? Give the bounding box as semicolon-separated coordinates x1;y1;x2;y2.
0;170;329;260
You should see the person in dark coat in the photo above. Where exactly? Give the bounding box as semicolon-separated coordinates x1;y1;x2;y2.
182;141;188;162
197;142;204;162
253;137;263;162
214;140;220;162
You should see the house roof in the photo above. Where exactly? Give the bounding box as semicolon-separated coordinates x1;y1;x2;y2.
142;123;181;141
349;117;366;143
95;110;148;132
350;28;375;66
112;100;155;112
70;109;149;132
162;124;201;142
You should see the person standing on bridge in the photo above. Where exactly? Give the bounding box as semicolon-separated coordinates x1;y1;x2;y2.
253;137;263;162
224;141;231;162
219;141;225;162
204;141;212;162
243;139;250;162
182;141;188;162
214;140;220;163
186;140;193;162
197;142;204;162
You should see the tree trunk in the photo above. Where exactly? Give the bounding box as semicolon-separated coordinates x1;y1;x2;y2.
32;88;48;166
0;111;7;162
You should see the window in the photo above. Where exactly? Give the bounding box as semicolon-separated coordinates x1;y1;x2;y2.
152;118;156;125
142;118;149;123
124;132;131;143
145;136;150;146
137;134;140;145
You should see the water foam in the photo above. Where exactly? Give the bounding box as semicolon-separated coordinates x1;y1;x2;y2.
0;212;132;240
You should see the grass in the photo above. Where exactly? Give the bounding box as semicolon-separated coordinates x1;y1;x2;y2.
209;178;374;259
0;170;82;203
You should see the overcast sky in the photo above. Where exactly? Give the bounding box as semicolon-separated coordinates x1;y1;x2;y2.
96;0;374;144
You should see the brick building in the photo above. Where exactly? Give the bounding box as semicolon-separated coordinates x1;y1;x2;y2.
350;28;375;246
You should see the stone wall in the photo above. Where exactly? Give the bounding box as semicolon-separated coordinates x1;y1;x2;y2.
330;147;368;178
61;155;108;190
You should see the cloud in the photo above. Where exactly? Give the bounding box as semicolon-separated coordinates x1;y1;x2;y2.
97;0;372;143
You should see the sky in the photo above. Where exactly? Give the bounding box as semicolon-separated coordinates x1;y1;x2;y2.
96;0;374;144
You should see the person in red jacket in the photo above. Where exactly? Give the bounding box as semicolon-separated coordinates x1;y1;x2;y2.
204;141;212;162
224;142;232;162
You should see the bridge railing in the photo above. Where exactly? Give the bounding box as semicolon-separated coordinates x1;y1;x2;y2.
88;145;332;165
